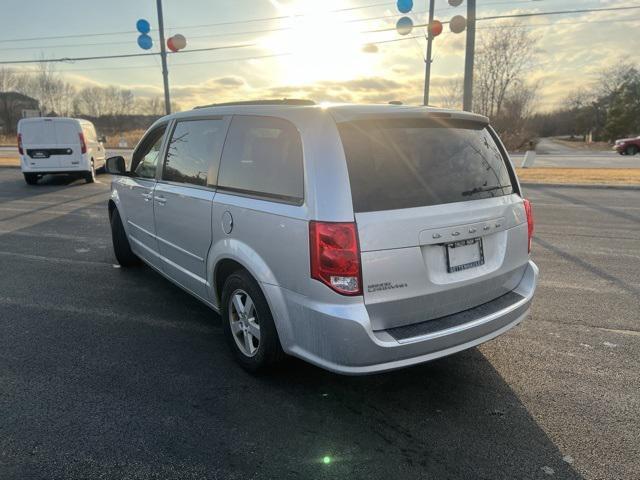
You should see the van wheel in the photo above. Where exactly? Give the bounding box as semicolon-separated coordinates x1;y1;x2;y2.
84;161;96;183
23;173;38;185
110;208;140;267
626;145;638;156
221;271;285;372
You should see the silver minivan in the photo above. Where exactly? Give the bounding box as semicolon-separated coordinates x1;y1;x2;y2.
105;101;537;375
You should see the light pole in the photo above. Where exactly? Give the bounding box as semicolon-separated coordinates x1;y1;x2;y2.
462;0;476;111
156;0;171;115
423;0;435;105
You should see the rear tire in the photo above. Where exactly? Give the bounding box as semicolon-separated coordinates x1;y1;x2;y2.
626;145;638;156
221;270;285;373
110;208;140;267
23;173;38;185
84;160;96;183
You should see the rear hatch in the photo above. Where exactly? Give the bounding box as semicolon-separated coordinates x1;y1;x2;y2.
337;116;529;331
21;119;82;169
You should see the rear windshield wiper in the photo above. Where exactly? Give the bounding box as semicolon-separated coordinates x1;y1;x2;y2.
462;185;509;197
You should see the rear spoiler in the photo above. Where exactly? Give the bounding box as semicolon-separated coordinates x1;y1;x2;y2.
330;108;489;127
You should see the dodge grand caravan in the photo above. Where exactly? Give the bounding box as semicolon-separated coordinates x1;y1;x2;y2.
105;101;538;375
18;117;105;185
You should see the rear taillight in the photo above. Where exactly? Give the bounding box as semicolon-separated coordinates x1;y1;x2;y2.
79;132;87;154
309;221;362;296
17;133;23;155
523;199;534;253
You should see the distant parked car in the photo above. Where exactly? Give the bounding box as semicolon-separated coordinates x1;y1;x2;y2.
17;117;106;185
613;136;640;155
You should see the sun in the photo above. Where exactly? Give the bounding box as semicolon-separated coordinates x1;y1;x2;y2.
259;0;379;85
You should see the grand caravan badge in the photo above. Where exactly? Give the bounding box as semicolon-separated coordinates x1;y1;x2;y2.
367;281;408;293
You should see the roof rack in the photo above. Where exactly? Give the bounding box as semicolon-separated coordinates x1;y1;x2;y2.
194;99;316;109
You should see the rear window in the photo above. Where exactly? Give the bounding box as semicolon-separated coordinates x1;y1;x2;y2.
21;121;78;145
338;118;514;213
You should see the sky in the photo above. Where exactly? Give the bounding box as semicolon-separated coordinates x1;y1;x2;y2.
1;0;639;112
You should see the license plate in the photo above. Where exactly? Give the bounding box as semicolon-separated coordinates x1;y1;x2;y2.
445;238;484;273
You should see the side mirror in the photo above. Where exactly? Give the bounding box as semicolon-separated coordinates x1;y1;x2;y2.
98;135;107;144
105;156;127;175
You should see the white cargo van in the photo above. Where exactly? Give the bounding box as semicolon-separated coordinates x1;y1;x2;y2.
17;117;106;185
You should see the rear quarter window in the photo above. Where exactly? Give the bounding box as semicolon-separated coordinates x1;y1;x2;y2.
217;115;304;204
338;118;514;212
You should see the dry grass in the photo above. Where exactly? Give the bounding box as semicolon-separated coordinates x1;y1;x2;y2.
515;168;640;185
103;129;146;149
552;138;612;152
1;130;146;148
0;134;16;146
0;157;19;167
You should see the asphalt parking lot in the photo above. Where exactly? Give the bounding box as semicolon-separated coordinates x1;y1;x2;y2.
0;168;638;479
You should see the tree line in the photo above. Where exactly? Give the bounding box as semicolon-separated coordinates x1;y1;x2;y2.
529;64;640;142
437;25;639;148
0;63;179;133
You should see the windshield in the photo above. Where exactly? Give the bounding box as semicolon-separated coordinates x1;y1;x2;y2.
338;118;515;213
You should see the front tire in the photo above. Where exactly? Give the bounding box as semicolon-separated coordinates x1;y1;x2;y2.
110;208;140;267
221;271;285;372
84;160;96;183
23;173;38;185
626;145;638;156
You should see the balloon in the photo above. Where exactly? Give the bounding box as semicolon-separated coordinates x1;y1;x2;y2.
450;15;467;34
136;19;150;34
137;34;153;50
171;34;187;50
167;37;177;52
362;43;379;54
396;16;413;36
448;0;463;6
396;0;413;14
429;19;443;37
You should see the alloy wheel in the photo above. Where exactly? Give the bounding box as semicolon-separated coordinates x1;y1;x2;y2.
228;289;260;357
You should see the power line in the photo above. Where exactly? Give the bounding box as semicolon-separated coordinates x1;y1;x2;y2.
2;4;638;66
366;4;640;33
479;4;640;21
0;0;393;44
15;34;427;74
0;0;560;46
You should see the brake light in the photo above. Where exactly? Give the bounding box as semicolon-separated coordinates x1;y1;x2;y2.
309;221;362;295
79;132;87;154
523;199;534;253
17;133;23;155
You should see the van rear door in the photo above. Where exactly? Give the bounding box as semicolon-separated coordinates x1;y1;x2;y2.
21;119;82;170
337;117;529;331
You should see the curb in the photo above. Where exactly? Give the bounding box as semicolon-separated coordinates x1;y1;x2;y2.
521;182;640;191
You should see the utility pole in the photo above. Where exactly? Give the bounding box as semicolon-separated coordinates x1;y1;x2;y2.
156;0;171;115
462;0;476;111
423;0;435;106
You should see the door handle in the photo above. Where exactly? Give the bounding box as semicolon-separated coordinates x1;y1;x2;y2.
155;195;167;205
141;192;152;202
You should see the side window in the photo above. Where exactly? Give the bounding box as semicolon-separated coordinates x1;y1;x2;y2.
131;125;167;179
162;118;227;187
218;116;304;203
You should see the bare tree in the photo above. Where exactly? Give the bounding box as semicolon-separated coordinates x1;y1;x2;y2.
20;62;75;116
134;96;180;115
0;67;21;93
436;78;463;110
0;67;32;133
473;26;537;118
74;85;135;117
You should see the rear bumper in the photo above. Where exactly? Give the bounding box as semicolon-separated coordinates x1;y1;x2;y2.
20;155;90;173
271;260;538;375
